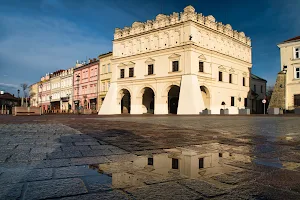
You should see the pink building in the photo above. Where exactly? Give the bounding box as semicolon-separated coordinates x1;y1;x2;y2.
73;58;99;113
38;73;51;113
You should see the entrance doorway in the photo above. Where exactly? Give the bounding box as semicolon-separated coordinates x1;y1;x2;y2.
200;86;210;109
168;85;180;114
121;89;131;114
142;87;155;114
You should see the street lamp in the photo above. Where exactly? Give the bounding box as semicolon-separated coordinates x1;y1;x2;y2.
49;95;52;113
17;89;20;98
76;74;80;113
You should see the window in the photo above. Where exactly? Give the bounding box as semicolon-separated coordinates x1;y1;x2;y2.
120;69;125;78
148;64;154;75
295;68;300;79
244;98;248;107
199;62;204;72
231;96;235;106
102;82;105;91
295;94;300;107
172;158;179;169
254;85;256;92
261;85;263;93
129;67;134;77
102;65;106;74
172;61;179;72
199;158;204;169
107;64;111;73
148;157;153;166
243;77;245;86
219;71;223;81
229;74;232;83
295;47;299;59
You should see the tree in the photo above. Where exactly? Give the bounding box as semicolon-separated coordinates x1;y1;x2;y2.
20;83;28;97
266;86;274;100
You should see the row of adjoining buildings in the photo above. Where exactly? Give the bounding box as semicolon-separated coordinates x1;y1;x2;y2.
30;5;268;114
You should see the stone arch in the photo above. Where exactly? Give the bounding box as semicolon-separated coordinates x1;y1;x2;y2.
200;85;211;110
162;82;181;97
118;88;132;114
141;87;155;114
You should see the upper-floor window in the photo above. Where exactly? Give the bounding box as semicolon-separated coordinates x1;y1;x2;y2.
229;74;232;83
172;61;179;72
231;96;235;106
254;85;256;92
102;65;106;74
219;71;223;82
120;69;125;78
199;62;204;72
295;67;300;79
129;67;134;77
148;64;154;75
295;47;299;59
243;77;246;86
261;85;263;93
107;64;111;73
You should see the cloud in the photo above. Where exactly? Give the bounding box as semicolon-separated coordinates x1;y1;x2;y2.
0;13;111;86
0;83;20;89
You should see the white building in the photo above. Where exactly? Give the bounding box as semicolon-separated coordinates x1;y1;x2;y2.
99;5;252;115
60;68;73;112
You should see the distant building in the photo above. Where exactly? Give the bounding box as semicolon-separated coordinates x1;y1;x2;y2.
99;5;252;115
0;92;19;114
38;73;51;112
73;58;99;113
249;74;267;114
60;68;73;112
269;36;300;110
98;52;112;110
29;83;38;107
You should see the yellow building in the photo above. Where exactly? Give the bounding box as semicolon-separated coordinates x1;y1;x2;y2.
29;83;38;107
98;52;113;110
277;36;300;110
99;5;252;115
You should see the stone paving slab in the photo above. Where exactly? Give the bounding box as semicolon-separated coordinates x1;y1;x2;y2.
24;178;88;200
56;190;129;200
0;183;24;200
125;182;202;200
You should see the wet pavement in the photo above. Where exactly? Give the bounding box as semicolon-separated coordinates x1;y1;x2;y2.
0;115;300;199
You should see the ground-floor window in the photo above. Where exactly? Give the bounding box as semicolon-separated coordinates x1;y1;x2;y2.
294;94;300;107
231;96;235;106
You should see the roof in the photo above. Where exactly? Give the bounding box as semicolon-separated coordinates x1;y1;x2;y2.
280;36;300;44
98;52;112;59
0;93;18;100
251;73;267;82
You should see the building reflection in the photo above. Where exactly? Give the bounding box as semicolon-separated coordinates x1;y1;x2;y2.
96;143;251;189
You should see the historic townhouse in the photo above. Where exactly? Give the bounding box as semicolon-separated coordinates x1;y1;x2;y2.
249;74;267;114
98;52;113;110
60;68;73;112
38;73;51;112
99;5;252;115
50;70;64;112
73;58;99;113
29;83;38;107
270;36;300;111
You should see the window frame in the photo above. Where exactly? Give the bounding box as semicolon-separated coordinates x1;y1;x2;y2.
199;61;204;72
219;71;223;82
148;64;154;75
295;67;300;79
229;74;232;83
243;77;246;86
129;67;134;77
172;61;179;72
231;96;235;106
120;69;125;78
254;84;256;92
295;47;300;59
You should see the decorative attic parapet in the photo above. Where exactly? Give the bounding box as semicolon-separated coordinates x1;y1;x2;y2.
114;5;251;46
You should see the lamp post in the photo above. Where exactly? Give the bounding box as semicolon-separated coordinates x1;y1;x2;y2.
49;95;52;113
39;84;43;114
17;89;20;98
76;74;80;114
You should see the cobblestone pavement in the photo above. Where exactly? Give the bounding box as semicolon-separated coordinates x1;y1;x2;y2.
0;115;300;200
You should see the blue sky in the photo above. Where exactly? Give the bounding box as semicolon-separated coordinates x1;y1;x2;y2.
0;0;299;95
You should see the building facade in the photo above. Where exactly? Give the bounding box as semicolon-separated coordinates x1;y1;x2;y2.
60;68;73;112
98;52;113;110
249;74;267;114
271;36;300;110
29;83;38;107
99;5;252;115
73;59;99;113
50;70;64;112
38;73;51;112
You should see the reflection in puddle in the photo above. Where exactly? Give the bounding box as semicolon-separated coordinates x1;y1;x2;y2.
90;143;252;189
